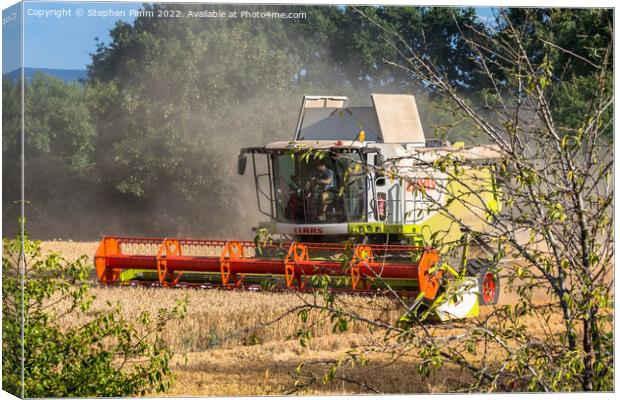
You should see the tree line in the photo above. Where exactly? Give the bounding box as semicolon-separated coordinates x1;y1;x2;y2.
2;5;612;239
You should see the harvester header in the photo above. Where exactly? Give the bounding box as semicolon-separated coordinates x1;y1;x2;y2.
95;236;443;296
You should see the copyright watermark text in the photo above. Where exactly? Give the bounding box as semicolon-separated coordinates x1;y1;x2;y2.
24;7;307;20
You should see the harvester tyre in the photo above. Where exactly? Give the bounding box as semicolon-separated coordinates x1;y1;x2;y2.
466;259;500;306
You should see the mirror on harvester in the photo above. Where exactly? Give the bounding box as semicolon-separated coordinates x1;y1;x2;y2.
373;153;384;166
237;153;247;175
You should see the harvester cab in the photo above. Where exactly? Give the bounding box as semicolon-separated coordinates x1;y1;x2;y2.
238;94;501;248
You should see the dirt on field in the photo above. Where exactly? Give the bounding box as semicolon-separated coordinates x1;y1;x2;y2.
36;240;601;395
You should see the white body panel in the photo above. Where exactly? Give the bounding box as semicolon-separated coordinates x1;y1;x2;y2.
435;277;480;321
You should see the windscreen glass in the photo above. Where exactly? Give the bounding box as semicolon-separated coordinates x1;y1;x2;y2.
272;152;367;224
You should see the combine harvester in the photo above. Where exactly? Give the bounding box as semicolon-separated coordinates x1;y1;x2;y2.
95;94;502;320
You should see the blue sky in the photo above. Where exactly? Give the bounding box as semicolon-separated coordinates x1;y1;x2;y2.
2;2;22;73
3;1;141;73
3;2;496;74
22;1;140;70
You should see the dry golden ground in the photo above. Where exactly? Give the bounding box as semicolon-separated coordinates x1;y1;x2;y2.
83;286;485;395
40;240;99;262
164;335;472;396
38;241;599;395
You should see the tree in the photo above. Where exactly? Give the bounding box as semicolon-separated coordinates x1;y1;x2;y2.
287;7;613;392
1;78;22;237
500;8;613;138
86;4;331;237
24;73;96;174
2;230;187;397
287;6;490;95
502;8;612;79
2;74;99;238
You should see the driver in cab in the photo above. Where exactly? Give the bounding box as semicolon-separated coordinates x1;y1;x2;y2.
308;162;335;221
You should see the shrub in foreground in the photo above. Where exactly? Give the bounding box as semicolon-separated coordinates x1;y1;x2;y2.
2;233;186;397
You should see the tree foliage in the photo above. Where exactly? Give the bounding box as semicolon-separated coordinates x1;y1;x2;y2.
284;6;490;95
1;78;22;231
2;74;98;237
501;8;613;136
2;231;187;397
85;4;328;236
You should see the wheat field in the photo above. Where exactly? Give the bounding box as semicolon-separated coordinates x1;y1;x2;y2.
84;287;471;395
39;240;570;395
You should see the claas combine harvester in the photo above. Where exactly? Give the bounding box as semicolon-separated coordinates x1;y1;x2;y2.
95;94;502;320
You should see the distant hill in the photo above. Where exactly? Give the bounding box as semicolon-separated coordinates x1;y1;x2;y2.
3;67;88;83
